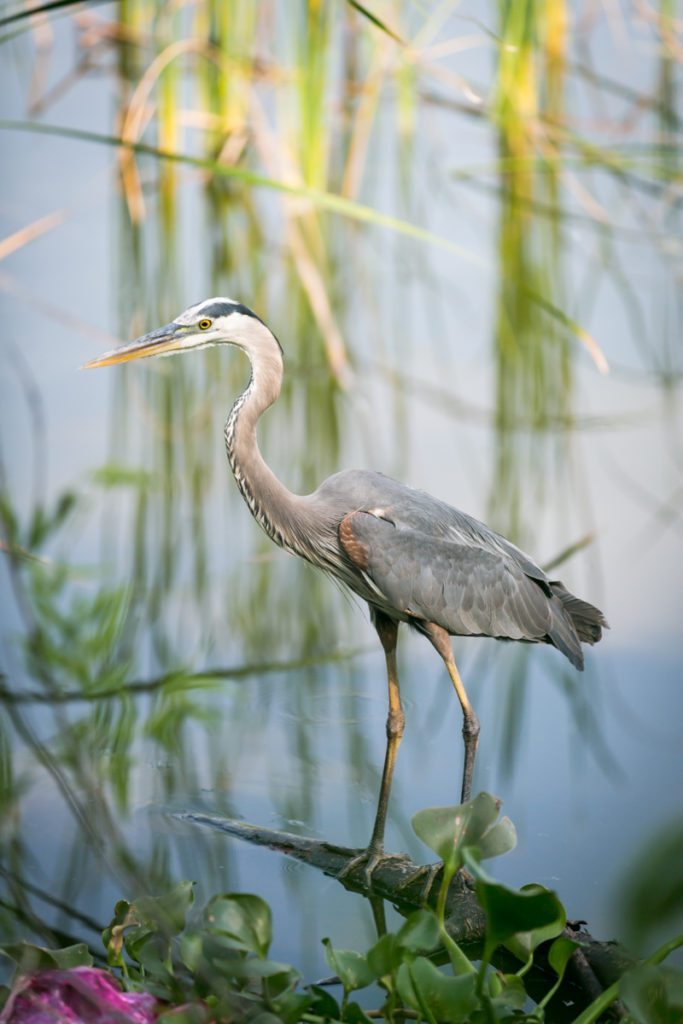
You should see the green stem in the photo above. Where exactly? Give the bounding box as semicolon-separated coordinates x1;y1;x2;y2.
439;923;476;977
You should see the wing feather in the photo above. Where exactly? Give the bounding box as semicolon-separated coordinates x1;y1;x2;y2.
343;511;556;645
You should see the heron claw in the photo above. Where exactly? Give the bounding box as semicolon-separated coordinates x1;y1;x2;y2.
336;847;410;889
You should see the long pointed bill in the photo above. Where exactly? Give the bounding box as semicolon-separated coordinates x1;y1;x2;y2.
82;323;184;369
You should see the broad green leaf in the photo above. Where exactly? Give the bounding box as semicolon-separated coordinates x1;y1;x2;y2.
463;851;565;959
504;883;567;961
0;941;93;972
548;936;581;979
133;880;195;935
396;909;441;954
178;929;204;972
367;933;400;978
307;985;341;1019
124;927;173;977
270;992;314;1024
322;939;376;993
412;793;515;874
488;972;527;1010
620;963;683;1024
476;818;517;860
343;1002;374;1024
204;893;271;957
156;1005;213;1024
211;957;295;981
396;957;478;1023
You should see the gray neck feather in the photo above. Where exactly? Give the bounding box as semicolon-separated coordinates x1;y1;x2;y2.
223;323;310;556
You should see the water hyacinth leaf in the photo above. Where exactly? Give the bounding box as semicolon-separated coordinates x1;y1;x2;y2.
463;851;564;956
343;1002;374;1024
307;984;341;1019
322;939;376;993
396;957;478;1022
505;883;568;961
396;908;442;954
132;880;195;935
412;793;514;873
270;991;314;1024
488;972;527;1010
0;941;93;972
204;893;272;957
619;963;683;1024
240;1014;282;1024
156;1005;213;1024
548;936;581;979
124;927;174;977
178;929;203;972
210;956;295;981
367;933;400;978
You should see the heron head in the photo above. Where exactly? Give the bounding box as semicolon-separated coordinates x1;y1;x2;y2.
82;298;274;369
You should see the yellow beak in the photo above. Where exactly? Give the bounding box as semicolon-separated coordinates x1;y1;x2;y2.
82;323;183;369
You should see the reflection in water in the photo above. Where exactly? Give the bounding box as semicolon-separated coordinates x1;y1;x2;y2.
1;0;682;1001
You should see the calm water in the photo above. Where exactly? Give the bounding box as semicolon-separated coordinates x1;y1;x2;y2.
1;1;682;997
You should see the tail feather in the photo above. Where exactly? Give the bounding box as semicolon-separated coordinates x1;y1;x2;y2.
547;597;584;670
550;581;608;645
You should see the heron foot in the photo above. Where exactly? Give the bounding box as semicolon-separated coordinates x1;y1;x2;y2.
336;847;411;889
400;861;443;904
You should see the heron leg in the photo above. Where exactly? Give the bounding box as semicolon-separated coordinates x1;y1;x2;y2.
369;612;405;848
337;612;406;885
425;623;480;804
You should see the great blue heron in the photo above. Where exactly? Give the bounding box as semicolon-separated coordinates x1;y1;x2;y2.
84;298;607;876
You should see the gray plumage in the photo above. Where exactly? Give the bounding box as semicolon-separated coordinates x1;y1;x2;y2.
210;299;607;673
303;471;604;670
85;296;608;848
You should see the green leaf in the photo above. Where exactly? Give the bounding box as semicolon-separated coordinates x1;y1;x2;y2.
548;936;580;979
270;991;313;1024
0;942;93;972
156;1005;213;1024
396;958;478;1023
211;957;294;981
395;909;441;954
620;963;683;1024
504;883;568;961
124;927;173;977
307;984;341;1019
488;972;527;1010
343;1002;374;1024
367;909;441;979
204;893;271;957
412;793;516;874
133;880;195;935
463;851;565;961
367;933;400;978
322;939;376;994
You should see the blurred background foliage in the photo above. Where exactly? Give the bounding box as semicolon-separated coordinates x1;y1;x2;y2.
0;0;682;998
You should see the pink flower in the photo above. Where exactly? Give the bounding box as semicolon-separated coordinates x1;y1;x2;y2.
0;967;157;1024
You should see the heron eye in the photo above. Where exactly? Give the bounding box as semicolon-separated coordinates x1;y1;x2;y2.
198;318;212;330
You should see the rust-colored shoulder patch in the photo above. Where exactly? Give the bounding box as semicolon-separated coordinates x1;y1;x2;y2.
339;512;371;570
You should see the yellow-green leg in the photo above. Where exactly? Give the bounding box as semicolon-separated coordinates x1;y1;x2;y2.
338;612;406;884
425;623;480;804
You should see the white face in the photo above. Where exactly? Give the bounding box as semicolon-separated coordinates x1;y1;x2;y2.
83;297;279;370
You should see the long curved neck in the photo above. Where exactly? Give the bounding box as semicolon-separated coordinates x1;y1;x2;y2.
223;322;306;553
